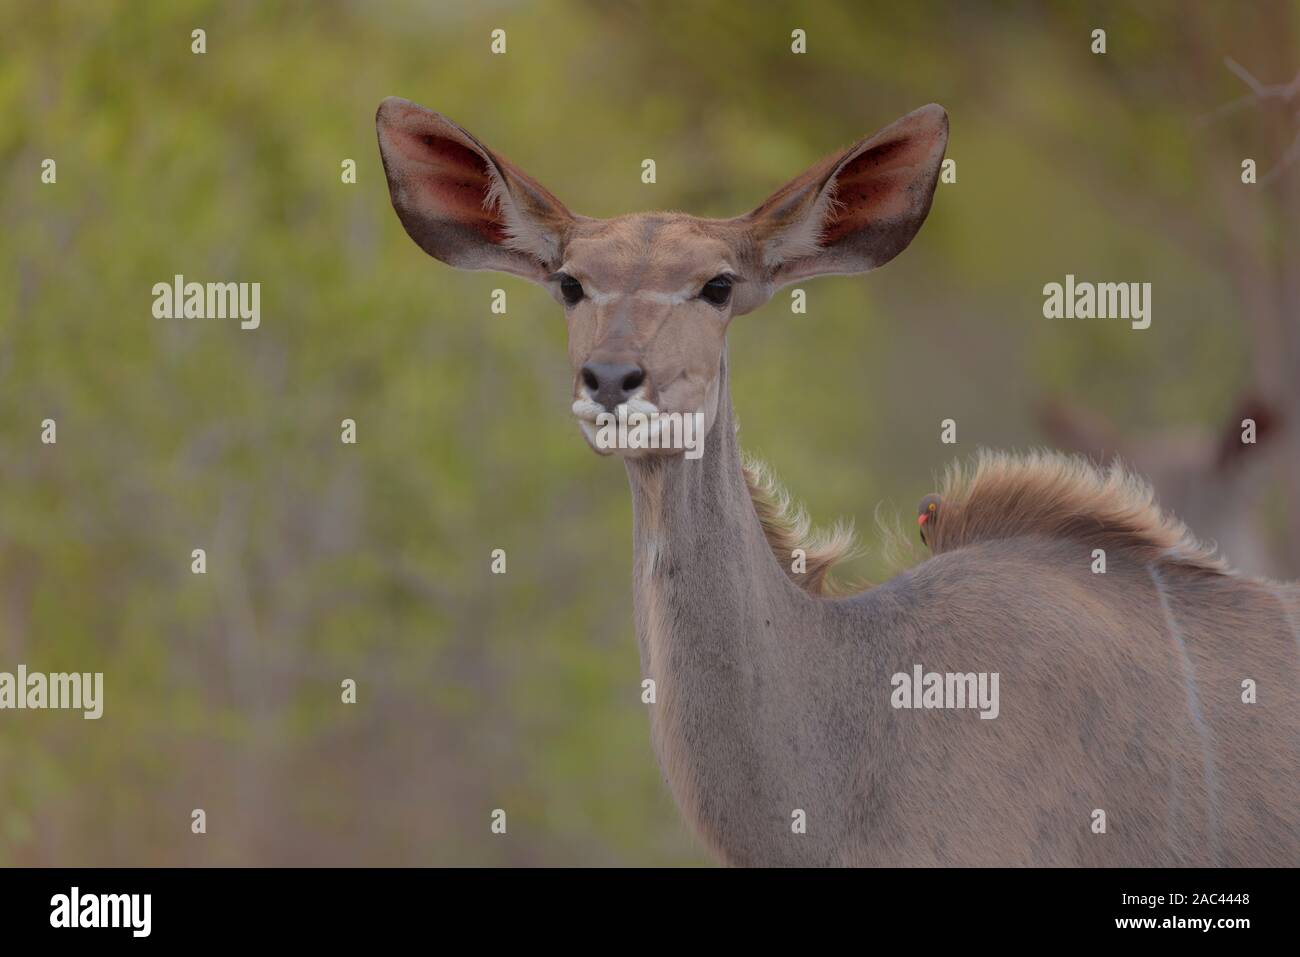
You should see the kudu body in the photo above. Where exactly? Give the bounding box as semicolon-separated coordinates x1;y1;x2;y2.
377;98;1299;866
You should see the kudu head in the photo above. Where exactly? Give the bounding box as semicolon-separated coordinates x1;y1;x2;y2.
376;97;947;457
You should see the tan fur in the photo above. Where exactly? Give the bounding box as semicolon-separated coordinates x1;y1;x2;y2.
742;453;859;595
922;449;1229;575
630;465;717;858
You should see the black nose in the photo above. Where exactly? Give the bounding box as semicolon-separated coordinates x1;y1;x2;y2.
581;361;646;411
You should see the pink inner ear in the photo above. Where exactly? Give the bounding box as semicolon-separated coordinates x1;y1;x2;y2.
822;136;929;245
393;128;507;245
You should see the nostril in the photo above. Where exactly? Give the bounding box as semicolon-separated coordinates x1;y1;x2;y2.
622;368;645;393
582;361;646;407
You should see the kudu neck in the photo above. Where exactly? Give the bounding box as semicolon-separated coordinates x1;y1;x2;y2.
623;350;796;599
619;350;846;864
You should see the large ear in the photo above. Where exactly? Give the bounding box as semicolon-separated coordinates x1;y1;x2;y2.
745;104;948;286
376;97;574;282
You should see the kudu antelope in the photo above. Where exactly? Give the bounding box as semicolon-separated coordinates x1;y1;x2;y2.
377;97;1299;866
1042;397;1288;580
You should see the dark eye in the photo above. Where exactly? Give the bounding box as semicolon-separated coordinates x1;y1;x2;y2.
558;274;584;306
700;274;733;307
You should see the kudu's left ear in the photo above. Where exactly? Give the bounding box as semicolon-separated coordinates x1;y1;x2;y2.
376;97;574;282
746;104;948;286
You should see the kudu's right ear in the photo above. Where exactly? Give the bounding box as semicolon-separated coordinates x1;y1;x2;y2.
746;104;948;287
376;97;574;282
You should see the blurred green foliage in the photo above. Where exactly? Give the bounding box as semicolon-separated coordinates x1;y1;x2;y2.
0;0;1295;864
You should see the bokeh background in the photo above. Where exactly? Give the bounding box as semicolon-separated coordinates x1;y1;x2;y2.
2;0;1297;865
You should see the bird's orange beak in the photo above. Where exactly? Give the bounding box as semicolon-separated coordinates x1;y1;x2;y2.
918;514;929;526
